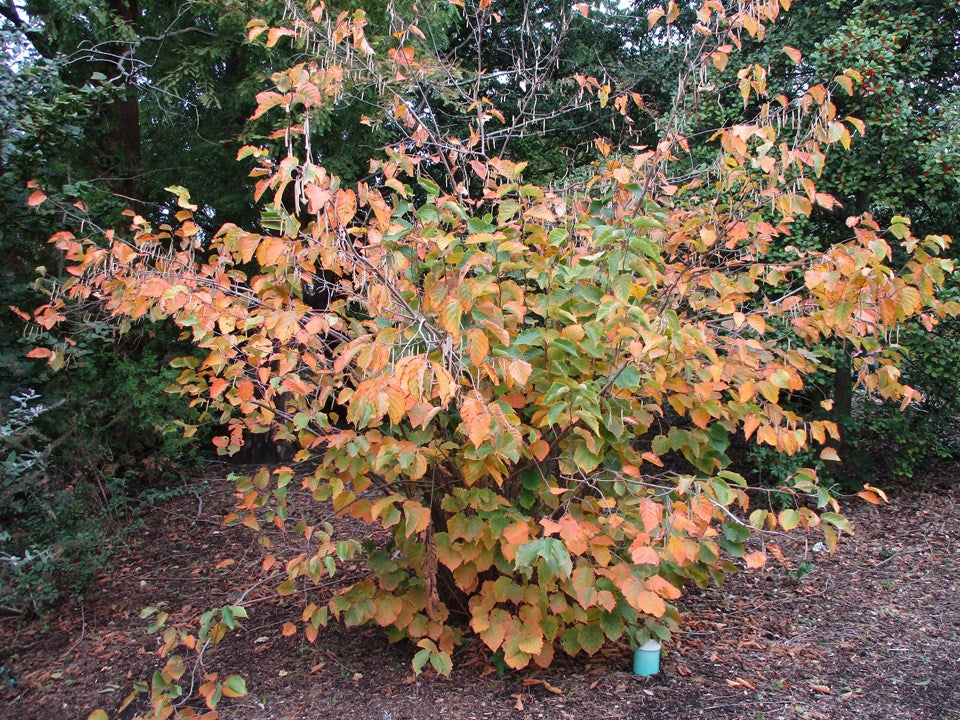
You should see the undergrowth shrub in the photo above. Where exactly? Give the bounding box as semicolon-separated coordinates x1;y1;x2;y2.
848;319;960;479
0;325;207;614
0;390;111;613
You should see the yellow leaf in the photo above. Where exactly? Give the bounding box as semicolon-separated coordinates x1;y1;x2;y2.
440;297;463;338
402;501;431;537
846;116;866;135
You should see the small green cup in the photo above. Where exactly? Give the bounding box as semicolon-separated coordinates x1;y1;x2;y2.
632;639;661;676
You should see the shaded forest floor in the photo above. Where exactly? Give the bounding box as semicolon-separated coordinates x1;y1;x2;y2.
2;464;959;720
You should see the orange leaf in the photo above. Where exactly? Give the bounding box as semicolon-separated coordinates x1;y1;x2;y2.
502;520;531;550
638;498;663;532
640;452;663;467
467;328;489;366
209;378;229;399
236;380;255;402
282;622;297;637
507;358;533;386
635;590;666;617
744;552;766;569
667;535;698;566
645;574;681;600
629;541;659;566
782;46;802;64
335;188;357;226
27;190;47;207
531;439;549;461
820;447;841;462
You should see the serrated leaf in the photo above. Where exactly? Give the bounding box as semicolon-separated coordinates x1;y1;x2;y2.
412;648;431;674
222;675;247;698
778;509;800;531
820;512;853;535
578;623;605;654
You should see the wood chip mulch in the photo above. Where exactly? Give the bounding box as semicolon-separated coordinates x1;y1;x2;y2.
2;463;958;720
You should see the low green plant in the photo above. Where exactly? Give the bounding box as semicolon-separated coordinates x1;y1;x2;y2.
849;319;960;479
0;390;111;613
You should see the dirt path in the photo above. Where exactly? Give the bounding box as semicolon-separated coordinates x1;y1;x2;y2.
2;466;958;720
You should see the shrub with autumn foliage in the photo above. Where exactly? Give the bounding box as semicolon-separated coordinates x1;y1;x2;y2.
29;0;958;711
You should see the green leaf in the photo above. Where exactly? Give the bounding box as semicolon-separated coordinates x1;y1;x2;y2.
415;204;440;223
573;442;601;473
820;512;853;535
612;274;633;302
613;364;641;389
429;651;453;676
578;623;606;654
467;216;495;234
418;177;441;200
778;509;801;531
709;478;735;506
412;648;431;674
514;537;573;579
633;215;666;230
717;536;744;557
223;675;247;697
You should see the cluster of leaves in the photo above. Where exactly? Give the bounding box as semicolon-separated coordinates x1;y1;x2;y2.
659;0;960;485
36;3;959;701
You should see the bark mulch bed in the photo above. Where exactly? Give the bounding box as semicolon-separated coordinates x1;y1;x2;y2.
2;464;958;720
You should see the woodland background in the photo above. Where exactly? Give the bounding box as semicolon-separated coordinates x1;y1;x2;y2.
0;1;959;718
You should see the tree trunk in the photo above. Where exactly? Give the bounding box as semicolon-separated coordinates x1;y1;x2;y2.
105;0;142;207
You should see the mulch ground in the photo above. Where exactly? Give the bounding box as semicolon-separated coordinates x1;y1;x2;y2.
2;464;959;720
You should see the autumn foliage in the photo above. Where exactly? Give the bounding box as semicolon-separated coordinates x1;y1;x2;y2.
31;0;957;698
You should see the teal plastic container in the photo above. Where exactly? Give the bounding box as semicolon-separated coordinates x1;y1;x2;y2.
632;640;661;676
